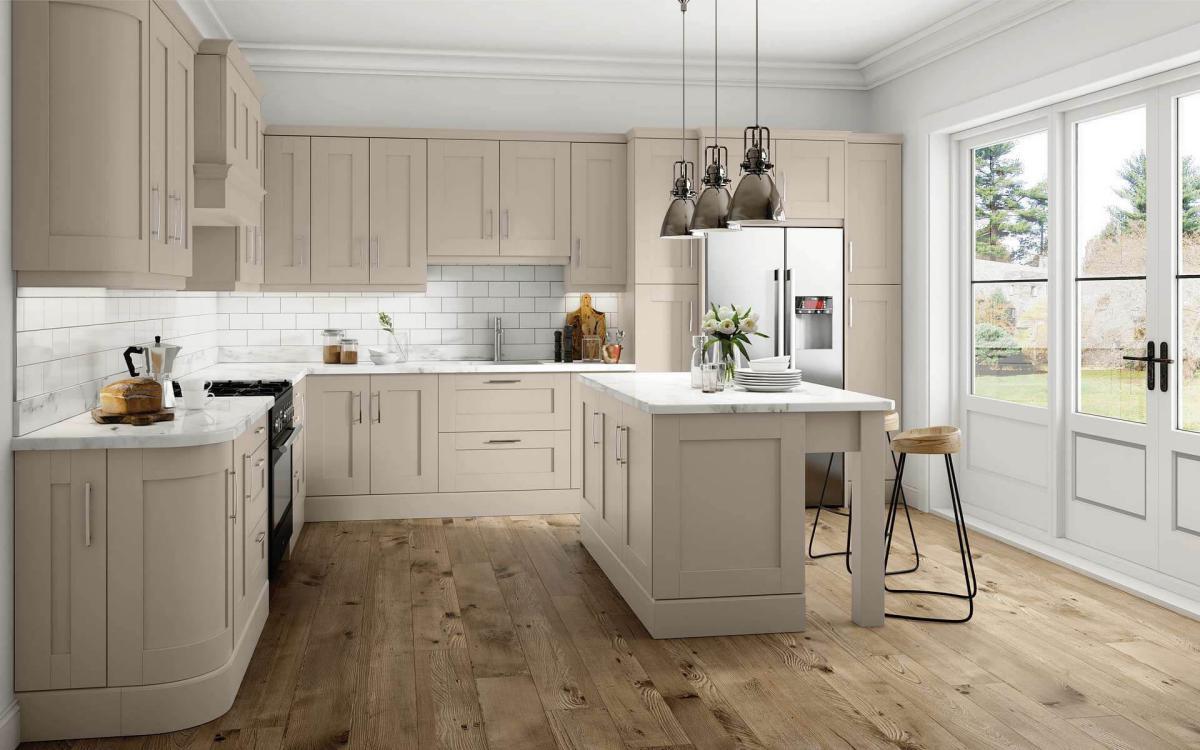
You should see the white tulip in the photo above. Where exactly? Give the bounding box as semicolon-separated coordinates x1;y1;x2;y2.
739;317;759;334
701;319;716;333
717;305;734;320
717;318;737;334
748;310;760;323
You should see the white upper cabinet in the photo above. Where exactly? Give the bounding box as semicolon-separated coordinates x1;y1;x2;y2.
568;143;627;288
265;136;312;285
428;139;501;257
631;138;701;284
845;142;902;285
13;0;199;289
310;137;371;284
370;139;428;284
499;141;571;257
773;139;845;220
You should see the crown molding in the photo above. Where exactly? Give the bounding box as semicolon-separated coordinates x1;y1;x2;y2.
182;0;1073;92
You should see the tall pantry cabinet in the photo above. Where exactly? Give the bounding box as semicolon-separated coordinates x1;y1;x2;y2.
13;0;198;289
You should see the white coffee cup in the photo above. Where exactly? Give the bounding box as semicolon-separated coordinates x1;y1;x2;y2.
181;379;214;410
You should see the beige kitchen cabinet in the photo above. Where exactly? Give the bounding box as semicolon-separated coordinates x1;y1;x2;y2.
633;284;699;372
370;139;429;284
630;137;702;284
500;140;571;257
370;374;439;494
107;442;235;687
311;137;371;284
306;375;372;496
439;373;571;432
774;139;845;220
15;450;108;692
232;417;269;640
292;379;308;544
265;136;312;284
185;223;260;291
580;387;609;538
428;139;501;257
438;430;571;492
567;143;627;288
846;142;902;285
193;39;264;228
149;1;194;278
845;284;902;413
13;0;199;289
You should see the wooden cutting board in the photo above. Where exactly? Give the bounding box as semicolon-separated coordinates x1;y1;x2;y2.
91;408;175;426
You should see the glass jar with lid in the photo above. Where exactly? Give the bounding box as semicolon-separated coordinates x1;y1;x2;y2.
322;329;345;364
339;338;359;365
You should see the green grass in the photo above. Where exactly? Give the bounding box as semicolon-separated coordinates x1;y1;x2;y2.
974;368;1200;431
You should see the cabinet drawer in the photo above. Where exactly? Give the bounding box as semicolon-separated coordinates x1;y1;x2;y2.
236;414;269;458
439;431;571;492
241;439;269;513
439;373;571;432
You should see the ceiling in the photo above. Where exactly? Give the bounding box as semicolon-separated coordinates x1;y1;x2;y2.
179;0;1068;89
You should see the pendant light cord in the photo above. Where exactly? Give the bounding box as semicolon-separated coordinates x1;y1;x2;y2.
680;0;687;161
754;0;759;126
713;0;718;145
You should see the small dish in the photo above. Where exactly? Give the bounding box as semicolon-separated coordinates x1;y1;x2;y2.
748;356;792;372
369;348;402;365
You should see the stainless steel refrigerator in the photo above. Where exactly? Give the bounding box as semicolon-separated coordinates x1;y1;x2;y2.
704;227;845;504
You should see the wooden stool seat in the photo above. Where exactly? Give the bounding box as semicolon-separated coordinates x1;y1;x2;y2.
891;425;961;455
883;410;901;432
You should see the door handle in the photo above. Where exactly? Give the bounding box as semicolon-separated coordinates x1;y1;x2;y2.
352;392;363;424
256;531;267;559
485;379;521;384
242;453;251;502
773;269;781;356
226;469;235;519
848;296;854;329
783;269;792;356
848;240;855;274
371;391;380;423
1123;341;1157;391
1160;341;1174;393
614;424;623;464
502;209;510;239
485;439;521;444
83;482;93;548
575;238;582;267
151;186;162;240
591;411;600;445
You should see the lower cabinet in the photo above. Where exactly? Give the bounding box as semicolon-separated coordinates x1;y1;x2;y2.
845;284;902;414
15;450;108;691
633;284;699;372
107;443;236;686
307;374;438;496
438;430;571;492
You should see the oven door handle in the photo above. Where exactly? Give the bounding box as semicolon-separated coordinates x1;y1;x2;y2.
276;423;304;452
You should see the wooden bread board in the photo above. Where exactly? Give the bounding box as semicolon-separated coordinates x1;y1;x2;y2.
91;408;175;426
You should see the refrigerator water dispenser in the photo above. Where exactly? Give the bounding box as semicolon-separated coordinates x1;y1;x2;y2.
794;296;834;350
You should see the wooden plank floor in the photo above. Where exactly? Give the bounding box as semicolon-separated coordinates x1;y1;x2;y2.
24;508;1200;749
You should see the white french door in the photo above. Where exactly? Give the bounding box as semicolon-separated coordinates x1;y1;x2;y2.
1064;82;1200;586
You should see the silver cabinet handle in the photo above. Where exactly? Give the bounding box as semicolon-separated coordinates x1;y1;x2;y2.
256;531;267;559
151;186;162;240
773;269;782;357
502;208;510;239
370;236;380;269
614;425;623;464
591;411;600;445
848;240;854;274
783;270;793;356
255;425;266;436
83;481;93;547
575;238;582;267
242;453;250;502
485;379;521;384
485;439;521;444
688;300;695;333
622;426;629;465
353;391;363;424
226;469;235;519
848;296;854;329
371;391;380;423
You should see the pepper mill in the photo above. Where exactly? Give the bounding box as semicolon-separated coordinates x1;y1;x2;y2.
554;330;563;362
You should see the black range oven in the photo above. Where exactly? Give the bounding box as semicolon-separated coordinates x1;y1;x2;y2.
209;379;300;579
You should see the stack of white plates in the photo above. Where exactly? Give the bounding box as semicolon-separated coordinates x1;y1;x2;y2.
733;369;803;392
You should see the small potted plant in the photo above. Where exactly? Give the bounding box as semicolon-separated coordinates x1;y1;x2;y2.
701;304;767;382
369;312;409;365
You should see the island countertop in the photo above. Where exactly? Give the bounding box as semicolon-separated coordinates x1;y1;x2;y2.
579;372;894;415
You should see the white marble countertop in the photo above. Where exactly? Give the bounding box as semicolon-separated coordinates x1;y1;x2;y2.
579;372;894;415
12;396;274;451
186;360;635;385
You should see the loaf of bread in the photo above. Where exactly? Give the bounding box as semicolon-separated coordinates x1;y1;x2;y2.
99;378;163;415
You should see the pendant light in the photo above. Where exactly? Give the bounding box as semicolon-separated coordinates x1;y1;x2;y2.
690;0;738;234
728;0;784;223
659;0;697;240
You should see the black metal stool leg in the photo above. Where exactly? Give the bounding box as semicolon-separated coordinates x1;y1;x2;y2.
885;453;977;623
807;453;849;562
885;432;921;575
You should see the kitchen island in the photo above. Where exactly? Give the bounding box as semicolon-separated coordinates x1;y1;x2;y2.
578;372;894;636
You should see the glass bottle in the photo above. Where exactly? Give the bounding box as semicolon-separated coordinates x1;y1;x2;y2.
690;335;708;389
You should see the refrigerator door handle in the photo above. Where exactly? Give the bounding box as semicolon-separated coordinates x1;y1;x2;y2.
783;269;792;356
773;269;781;357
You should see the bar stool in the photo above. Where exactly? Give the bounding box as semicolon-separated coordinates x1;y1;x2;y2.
885;425;977;623
807;410;921;576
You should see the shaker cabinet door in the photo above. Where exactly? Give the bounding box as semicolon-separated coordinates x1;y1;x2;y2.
265;135;312;284
844;284;902;411
311;137;370;284
633;284;699;372
568;142;627;287
15;450;108;691
845;143;902;285
370;374;438;494
774;139;845;220
632;138;701;283
370;138;428;284
428;139;500;257
499;140;571;257
306;375;372;496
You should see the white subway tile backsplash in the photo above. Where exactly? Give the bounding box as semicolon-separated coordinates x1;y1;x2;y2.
14;266;624;435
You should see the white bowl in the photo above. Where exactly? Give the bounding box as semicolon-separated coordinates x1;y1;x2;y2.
369;348;402;365
748;357;792;372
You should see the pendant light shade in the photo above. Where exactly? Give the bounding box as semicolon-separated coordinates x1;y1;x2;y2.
690;0;739;234
660;0;697;241
728;0;784;224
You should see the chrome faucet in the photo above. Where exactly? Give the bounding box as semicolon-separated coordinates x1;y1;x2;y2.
493;316;504;362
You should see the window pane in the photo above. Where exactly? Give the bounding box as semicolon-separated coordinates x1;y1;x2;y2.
1078;278;1147;422
1180;93;1200;275
973;281;1048;406
1182;279;1200;433
1076;107;1147;277
973;131;1048;278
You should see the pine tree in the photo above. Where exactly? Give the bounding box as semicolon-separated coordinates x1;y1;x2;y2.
974;143;1033;262
1014;179;1048;267
1103;151;1200;236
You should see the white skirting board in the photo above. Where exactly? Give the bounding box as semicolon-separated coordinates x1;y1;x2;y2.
934;507;1200;622
305;489;580;521
580;517;806;638
17;582;269;741
0;700;19;750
